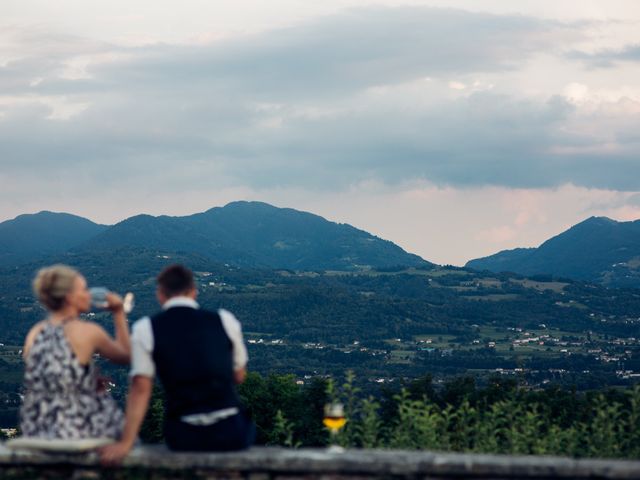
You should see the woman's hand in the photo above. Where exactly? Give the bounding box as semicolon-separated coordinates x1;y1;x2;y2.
99;440;133;465
106;292;124;314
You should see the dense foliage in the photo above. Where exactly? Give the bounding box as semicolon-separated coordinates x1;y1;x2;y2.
1;248;638;389
139;372;640;459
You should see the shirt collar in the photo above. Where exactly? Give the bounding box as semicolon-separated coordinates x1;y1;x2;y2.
162;296;200;310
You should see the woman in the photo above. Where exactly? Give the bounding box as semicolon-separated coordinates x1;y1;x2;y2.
20;264;131;439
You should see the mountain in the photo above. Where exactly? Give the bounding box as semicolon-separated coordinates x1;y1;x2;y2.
0;211;107;266
78;201;431;271
466;216;640;286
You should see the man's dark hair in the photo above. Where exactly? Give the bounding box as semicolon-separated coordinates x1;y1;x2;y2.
157;264;195;297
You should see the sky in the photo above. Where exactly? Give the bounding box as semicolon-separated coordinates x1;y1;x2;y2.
2;1;640;265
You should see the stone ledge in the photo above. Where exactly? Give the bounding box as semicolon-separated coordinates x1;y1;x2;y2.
1;445;640;479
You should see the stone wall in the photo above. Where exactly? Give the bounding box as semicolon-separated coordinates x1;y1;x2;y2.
1;445;640;480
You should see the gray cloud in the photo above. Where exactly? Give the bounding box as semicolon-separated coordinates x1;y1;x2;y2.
110;8;565;99
1;6;638;194
569;44;640;68
4;7;574;97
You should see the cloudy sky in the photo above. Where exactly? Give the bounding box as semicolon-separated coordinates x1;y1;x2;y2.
2;1;640;265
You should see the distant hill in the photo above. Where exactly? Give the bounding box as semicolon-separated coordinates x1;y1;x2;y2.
466;216;640;286
0;211;107;266
0;202;430;270
80;201;430;270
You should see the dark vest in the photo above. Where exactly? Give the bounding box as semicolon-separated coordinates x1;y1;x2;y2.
150;307;239;420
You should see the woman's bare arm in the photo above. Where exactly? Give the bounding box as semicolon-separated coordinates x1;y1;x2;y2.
92;292;131;364
92;323;131;364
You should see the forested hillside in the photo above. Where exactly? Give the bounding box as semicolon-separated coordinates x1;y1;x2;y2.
0;202;429;271
467;217;640;287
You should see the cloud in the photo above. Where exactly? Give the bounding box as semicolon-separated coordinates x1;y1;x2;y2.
569;44;640;68
1;5;639;197
3;8;574;96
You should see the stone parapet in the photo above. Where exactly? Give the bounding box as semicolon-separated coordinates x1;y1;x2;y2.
1;445;639;479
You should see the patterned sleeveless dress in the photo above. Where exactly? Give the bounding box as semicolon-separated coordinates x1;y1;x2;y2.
19;322;124;439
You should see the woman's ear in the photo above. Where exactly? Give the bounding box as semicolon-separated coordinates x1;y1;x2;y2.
63;290;74;308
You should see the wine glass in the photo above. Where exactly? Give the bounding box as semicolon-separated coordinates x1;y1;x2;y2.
323;402;346;453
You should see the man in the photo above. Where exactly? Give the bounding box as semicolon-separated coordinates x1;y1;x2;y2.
101;264;254;463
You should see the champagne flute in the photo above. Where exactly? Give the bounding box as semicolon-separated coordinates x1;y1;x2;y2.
123;292;135;314
88;288;135;314
323;402;346;453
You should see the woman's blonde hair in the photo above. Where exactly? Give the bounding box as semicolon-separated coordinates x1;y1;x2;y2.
33;264;80;311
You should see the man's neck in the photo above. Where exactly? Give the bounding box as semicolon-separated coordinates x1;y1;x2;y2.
162;296;199;310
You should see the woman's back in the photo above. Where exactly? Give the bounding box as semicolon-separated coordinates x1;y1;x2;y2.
20;321;123;439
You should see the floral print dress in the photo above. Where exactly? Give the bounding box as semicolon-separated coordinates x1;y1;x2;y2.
19;322;124;439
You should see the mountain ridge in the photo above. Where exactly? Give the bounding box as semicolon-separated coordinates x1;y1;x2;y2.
0;211;108;266
466;216;640;286
0;201;430;271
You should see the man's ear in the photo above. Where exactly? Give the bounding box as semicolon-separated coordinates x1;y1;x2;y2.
156;288;167;305
187;287;198;300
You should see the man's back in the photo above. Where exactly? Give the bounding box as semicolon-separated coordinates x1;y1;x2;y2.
150;307;238;420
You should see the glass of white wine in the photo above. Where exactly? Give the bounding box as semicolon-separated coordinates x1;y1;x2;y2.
323;402;346;453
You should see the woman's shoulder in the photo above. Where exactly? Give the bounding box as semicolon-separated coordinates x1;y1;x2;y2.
23;320;49;357
64;320;110;363
25;320;51;341
65;319;105;338
27;320;48;335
